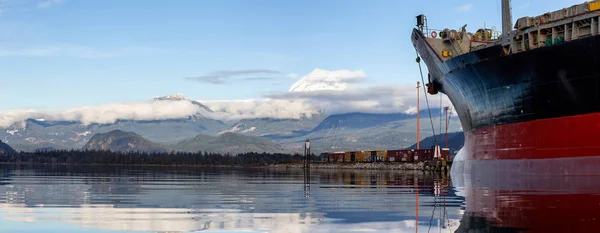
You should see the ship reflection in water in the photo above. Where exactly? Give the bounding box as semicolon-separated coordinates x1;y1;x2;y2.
453;172;600;233
0;165;599;233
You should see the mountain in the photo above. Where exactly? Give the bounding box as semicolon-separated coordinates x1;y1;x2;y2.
221;114;326;137
410;131;465;151
261;109;462;154
172;132;286;155
153;93;213;112
311;112;423;131
83;130;168;153
1;94;229;152
0;140;16;153
1;92;462;154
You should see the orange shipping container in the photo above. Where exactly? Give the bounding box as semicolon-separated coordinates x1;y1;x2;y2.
344;152;352;162
355;151;366;162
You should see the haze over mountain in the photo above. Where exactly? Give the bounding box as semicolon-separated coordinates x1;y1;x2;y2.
172;132;287;155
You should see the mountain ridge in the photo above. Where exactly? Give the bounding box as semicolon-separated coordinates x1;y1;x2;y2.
83;130;169;153
172;132;287;155
0;140;16;153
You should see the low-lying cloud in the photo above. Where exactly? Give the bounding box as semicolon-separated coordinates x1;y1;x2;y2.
0;100;207;128
0;68;454;128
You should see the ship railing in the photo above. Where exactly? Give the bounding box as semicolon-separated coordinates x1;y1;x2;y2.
422;27;501;40
420;28;445;38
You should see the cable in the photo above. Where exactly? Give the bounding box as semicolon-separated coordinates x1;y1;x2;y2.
415;52;439;147
428;181;438;233
439;94;443;144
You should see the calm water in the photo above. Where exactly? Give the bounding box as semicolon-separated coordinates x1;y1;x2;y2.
0;165;599;233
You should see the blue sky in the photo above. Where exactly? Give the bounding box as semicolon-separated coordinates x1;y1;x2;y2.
0;0;583;111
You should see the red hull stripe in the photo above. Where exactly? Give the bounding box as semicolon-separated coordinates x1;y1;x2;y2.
465;112;600;160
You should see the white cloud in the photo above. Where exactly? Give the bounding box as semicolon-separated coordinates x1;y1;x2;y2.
289;68;366;92
0;100;207;128
37;0;65;9
198;69;414;120
457;3;474;12
0;69;455;128
202;99;319;121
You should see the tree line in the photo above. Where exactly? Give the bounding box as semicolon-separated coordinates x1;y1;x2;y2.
0;150;322;166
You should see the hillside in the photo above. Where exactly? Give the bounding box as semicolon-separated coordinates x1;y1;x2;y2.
0;140;16;153
172;132;286;155
1;107;462;154
410;132;465;151
83;130;168;153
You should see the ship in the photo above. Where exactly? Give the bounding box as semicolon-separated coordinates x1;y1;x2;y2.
412;0;600;175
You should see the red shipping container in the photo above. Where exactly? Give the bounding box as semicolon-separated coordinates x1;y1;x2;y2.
414;149;434;161
386;150;414;162
328;152;345;162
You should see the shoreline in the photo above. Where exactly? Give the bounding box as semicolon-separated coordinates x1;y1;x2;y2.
0;162;431;171
269;162;426;170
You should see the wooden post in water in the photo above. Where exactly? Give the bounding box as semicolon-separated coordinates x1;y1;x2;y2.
304;139;311;192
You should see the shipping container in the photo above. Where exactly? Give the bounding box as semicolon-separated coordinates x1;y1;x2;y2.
365;151;377;162
335;152;345;162
441;148;451;160
344;151;365;162
344;152;353;162
387;150;414;162
328;152;344;162
355;151;366;162
414;149;435;162
387;150;400;162
591;1;600;12
328;153;335;162
376;150;387;162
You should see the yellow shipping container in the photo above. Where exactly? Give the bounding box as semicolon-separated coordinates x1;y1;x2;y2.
356;151;366;162
590;1;600;12
376;150;387;162
344;152;352;162
344;151;365;162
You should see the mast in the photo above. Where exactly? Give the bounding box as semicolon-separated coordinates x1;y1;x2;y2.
501;0;512;35
416;82;421;150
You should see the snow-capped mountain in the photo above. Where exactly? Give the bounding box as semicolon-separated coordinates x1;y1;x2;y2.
153;93;213;112
288;69;365;92
1;93;462;153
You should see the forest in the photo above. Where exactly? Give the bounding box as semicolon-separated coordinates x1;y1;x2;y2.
0;150;318;166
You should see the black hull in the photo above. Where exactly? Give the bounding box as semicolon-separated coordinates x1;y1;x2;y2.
412;29;600;132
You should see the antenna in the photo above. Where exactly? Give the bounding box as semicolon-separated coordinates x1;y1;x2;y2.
501;0;512;35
